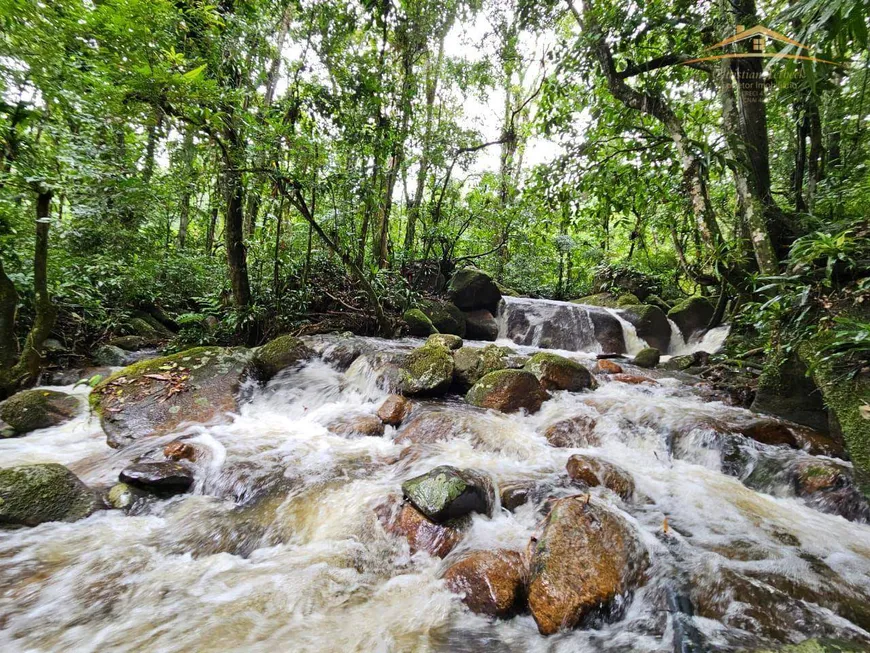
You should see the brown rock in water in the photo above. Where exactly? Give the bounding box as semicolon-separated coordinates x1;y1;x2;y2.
163;440;198;462
610;373;658;386
500;480;552;512
523;353;597;392
739;420;845;458
377;395;412;426
566;454;635;501
543;415;599;448
376;500;465;558
466;369;550;414
396;412;468;445
528;496;647;635
443;549;527;617
328;414;385;437
596;359;623;374
789;458;870;522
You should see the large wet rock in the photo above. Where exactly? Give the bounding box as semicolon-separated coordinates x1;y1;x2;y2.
464;309;499;341
566;454;635;501
250;335;313;382
403;308;438;336
523;352;596;392
789;458;870;522
119;461;195;494
619;305;671;352
377;395;412;426
401;465;494;522
448;267;502;313
738;420;845;458
572;293;620;308
752;351;830;434
94;344;131;367
316;335;372;371
399;341;454;395
376;499;466;558
543;415;600;448
443;549;527;617
453;344;524;388
633;347;660;369
668;297;714;340
0;389;81;436
595;359;624;374
588;309;627;354
346;351;407;393
466;369;549;414
327;414;385;437
91;347;253;449
0;463;100;526
395;411;480;445
527;496;647;635
427;333;462;350
419;299;466;337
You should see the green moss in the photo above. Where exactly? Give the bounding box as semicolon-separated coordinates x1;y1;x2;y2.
419;299;466;337
571;293;619;308
523;352;596;391
404;308;438;336
616;293;641;306
633;347;660;368
0;463;99;526
251;334;313;382
401;342;454;395
426;333;462;350
0;389;80;434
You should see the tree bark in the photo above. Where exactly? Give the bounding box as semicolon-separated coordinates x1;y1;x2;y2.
177;127;196;248
0;258;19;369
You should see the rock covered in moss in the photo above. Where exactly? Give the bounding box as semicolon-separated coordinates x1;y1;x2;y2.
106;482;148;510
668;297;714;340
108;335;151;351
452;344;524;388
527;496;647;635
400;341;454;395
0;389;81;436
426;333;462;350
418;299;466;337
616;293;641;307
633;347;660;369
466;369;549;413
447;267;502;312
464;309;499;341
94;344;131;367
443;549;527;617
571;293;620;308
401;465;494;522
523;352;596;392
619;305;671;352
0;463;100;526
662;353;703;371
91;346;253;449
126;313;174;341
251;335;314;382
403;308;438;336
566;454;635;501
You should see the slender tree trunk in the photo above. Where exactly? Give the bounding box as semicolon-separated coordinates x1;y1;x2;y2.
177;127;196;248
0;258;19;369
223;160;251;309
794;108;808;212
142;107;163;184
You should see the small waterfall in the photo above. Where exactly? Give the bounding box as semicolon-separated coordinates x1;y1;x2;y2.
668;324;730;357
604;309;647;356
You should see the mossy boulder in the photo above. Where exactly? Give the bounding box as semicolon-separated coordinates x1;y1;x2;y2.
668;297;714;340
616;293;641;307
571;293;619;308
94;344;130;367
401;465;494;522
251;334;314;382
619;305;671;352
453;344;524;388
91;346;253;449
426;333;462;350
126;312;174;341
464;309;499;341
400;342;454;395
403;308;438;337
523;352;596;392
466;369;549;413
0;389;81;436
633;347;660;369
447;267;502;312
108;335;151;351
752;638;870;653
752;351;830;434
419;299;466;337
662;353;703;372
0;463;100;527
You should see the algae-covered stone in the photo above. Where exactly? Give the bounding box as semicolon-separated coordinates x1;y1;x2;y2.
427;333;462;350
108;335;151;351
616;293;641;307
0;389;81;436
91;346;253;449
401;465;494;522
419;299;466;337
447;268;502;312
668;297;714;340
466;369;549;414
453;344;523;388
404;308;438;336
571;293;619;308
662;353;702;371
94;344;130;366
619;305;671;352
464;309;499;341
633;347;660;369
0;463;100;526
107;482;148;510
400;342;454;395
523;352;596;392
251;334;314;382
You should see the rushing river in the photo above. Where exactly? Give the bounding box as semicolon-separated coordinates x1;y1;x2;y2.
1;300;869;652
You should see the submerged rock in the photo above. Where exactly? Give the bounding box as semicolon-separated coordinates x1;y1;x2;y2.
668;297;714;340
0;464;100;526
404;308;438;337
464;309;499;341
377;394;412;426
400;341;454;395
466;369;549;414
0;389;80;436
443;549;527;617
395;411;480;445
106;482;148;510
447;267;502;313
91;347;253;448
543;415;600;448
500;480;553;512
595;359;623;374
523;352;596;392
401;465;494;522
328;414;385;437
376;499;466;558
633;347;660;369
346;352;406;393
610;373;658;385
566;454;635;501
250;335;313;382
527;496;647;635
119;462;194;494
163;440;199;461
619;305;671;352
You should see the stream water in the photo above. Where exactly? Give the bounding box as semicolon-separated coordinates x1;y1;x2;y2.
1;299;869;652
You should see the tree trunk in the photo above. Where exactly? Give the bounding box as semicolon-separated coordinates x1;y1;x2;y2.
177;127;196;248
0;258;19;369
222;146;251;309
142;107;163;184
